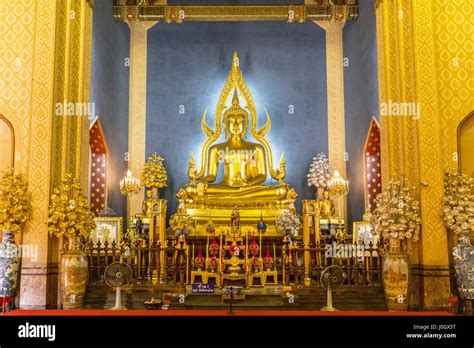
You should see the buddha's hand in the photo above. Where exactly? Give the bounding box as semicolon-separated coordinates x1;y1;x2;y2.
233;177;245;186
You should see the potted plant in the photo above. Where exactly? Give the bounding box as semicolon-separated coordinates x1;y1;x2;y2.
48;173;95;309
141;153;167;199
307;152;332;200
371;178;420;311
442;169;474;300
0;168;31;298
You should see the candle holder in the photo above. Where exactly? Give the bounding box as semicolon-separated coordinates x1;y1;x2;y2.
327;170;349;221
120;170;141;236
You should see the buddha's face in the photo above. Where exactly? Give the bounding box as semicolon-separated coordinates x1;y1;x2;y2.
146;190;152;198
323;191;330;200
227;114;246;138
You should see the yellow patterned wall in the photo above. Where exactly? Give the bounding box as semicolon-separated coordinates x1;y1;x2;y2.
0;0;93;308
433;0;474;168
0;0;57;308
376;0;473;309
0;0;57;253
0;0;36;175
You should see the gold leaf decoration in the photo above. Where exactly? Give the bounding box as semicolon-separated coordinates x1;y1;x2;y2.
47;173;95;240
169;208;194;235
0;168;32;233
141;152;167;189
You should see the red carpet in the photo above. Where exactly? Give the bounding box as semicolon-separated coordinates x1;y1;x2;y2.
5;309;452;316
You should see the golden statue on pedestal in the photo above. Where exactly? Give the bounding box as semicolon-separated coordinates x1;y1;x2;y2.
230;206;241;235
142;189;161;216
319;190;336;219
175;52;297;235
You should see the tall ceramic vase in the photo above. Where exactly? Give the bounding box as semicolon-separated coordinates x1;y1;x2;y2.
0;230;20;297
59;238;88;309
382;238;410;311
452;230;474;300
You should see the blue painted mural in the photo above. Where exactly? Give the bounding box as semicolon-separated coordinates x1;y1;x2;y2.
91;0;130;218
146;21;328;214
343;0;380;227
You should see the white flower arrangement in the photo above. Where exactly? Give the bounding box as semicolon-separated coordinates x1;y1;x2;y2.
442;169;474;235
372;178;421;241
307;152;332;192
277;209;301;237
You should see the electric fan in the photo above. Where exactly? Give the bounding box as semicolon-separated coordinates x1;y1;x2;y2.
320;265;346;311
104;262;133;310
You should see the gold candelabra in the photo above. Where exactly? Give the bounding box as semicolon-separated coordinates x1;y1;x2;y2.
327;169;349;220
120;170;141;230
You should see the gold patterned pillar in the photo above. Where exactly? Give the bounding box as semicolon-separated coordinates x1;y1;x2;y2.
375;0;423;309
3;0;58;309
412;0;450;310
50;0;93;189
313;21;347;222
375;0;455;310
0;0;93;309
6;0;93;309
375;2;390;188
127;21;158;221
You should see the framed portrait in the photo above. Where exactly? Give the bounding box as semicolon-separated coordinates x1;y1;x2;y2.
93;217;123;244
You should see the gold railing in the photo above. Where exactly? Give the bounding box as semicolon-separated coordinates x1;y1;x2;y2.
84;237;381;289
282;242;382;287
85;239;189;287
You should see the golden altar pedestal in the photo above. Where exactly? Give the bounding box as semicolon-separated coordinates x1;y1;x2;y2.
134;198;167;244
134;197;167;282
174;52;297;236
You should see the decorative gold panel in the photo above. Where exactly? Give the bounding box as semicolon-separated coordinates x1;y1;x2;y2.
113;3;358;23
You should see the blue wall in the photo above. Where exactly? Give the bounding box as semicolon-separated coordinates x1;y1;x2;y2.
91;0;130;218
146;22;328;213
343;0;380;227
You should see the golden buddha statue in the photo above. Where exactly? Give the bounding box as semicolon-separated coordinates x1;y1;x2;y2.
184;89;290;204
319;190;336;219
175;52;297;236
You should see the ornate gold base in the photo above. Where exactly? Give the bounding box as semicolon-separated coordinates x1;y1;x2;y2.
180;205;291;236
